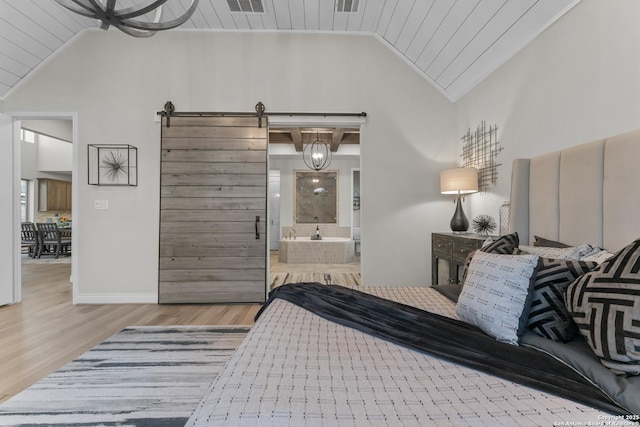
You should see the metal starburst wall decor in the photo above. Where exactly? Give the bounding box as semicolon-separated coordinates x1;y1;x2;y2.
472;214;497;236
102;151;128;181
88;144;138;186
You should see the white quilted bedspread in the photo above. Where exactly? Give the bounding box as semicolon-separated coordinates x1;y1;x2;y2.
186;287;613;426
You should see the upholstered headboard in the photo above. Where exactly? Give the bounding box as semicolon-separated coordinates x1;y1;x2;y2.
509;129;640;252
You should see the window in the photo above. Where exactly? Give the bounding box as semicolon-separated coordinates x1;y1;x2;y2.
20;129;36;143
20;179;28;222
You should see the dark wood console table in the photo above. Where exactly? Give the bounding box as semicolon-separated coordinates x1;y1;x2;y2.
431;233;489;286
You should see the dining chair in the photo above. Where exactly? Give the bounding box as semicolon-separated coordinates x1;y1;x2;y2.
36;222;71;258
21;222;39;257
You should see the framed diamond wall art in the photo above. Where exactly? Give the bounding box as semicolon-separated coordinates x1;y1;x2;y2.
88;144;137;186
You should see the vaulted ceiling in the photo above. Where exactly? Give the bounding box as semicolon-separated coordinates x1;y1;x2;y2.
0;0;579;101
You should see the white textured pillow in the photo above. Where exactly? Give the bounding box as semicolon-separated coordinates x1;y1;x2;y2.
456;251;539;345
518;244;595;260
581;249;615;264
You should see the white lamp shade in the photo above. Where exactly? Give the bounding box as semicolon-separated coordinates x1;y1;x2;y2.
440;167;478;194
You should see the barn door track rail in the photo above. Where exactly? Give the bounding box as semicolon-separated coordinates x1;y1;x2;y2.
158;101;367;128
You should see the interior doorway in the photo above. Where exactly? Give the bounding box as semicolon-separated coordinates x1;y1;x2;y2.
14;113;78;305
266;119;363;289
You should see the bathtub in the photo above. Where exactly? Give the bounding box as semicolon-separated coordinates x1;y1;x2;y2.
278;236;355;264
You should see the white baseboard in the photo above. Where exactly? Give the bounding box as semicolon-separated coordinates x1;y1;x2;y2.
73;293;157;304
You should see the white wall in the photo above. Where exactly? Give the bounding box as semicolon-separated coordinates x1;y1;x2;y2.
455;0;640;236
20;139;37;179
21;138;71;181
21;134;72;223
4;30;455;300
37;135;72;172
22;119;72;142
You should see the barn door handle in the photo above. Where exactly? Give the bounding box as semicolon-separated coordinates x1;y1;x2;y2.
255;216;260;239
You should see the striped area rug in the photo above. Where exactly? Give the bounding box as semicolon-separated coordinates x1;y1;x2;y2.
0;326;249;427
270;272;361;290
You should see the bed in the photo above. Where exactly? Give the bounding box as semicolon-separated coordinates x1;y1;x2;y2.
186;130;640;426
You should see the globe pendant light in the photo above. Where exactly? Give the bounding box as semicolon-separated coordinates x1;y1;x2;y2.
303;133;332;171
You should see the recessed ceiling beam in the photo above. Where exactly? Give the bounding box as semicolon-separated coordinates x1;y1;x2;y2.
330;129;344;152
291;129;302;152
267;128;359;150
341;133;359;144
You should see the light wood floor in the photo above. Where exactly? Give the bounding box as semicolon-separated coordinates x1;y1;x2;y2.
0;252;360;403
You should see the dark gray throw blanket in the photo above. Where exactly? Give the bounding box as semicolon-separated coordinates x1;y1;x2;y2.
256;282;629;416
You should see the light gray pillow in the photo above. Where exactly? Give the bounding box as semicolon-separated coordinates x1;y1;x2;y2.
518;244;595;260
581;249;615;264
456;251;539;345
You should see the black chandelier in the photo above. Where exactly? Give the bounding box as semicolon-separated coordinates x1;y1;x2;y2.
303;134;332;171
55;0;199;38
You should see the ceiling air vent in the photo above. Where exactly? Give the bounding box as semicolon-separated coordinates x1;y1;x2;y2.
227;0;264;13
336;0;359;13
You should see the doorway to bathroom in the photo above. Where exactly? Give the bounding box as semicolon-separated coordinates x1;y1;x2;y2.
267;125;361;290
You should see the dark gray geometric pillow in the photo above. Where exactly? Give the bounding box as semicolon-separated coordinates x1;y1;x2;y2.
481;232;519;254
460;250;477;287
460;233;520;286
527;258;597;342
565;238;640;375
534;235;570;248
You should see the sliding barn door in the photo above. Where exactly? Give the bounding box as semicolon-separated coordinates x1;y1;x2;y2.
159;116;267;303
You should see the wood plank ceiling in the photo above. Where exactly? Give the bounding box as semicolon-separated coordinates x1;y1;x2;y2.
0;0;580;101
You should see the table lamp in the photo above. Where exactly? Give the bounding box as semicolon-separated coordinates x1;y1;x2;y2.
440;167;478;232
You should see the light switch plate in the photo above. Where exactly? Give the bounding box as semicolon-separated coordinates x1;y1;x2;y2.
94;200;109;210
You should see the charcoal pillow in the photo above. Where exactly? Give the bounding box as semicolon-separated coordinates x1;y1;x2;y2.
565;238;640;375
534;235;570;248
457;251;539;345
460;251;475;286
527;258;597;342
481;232;519;254
460;233;520;286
